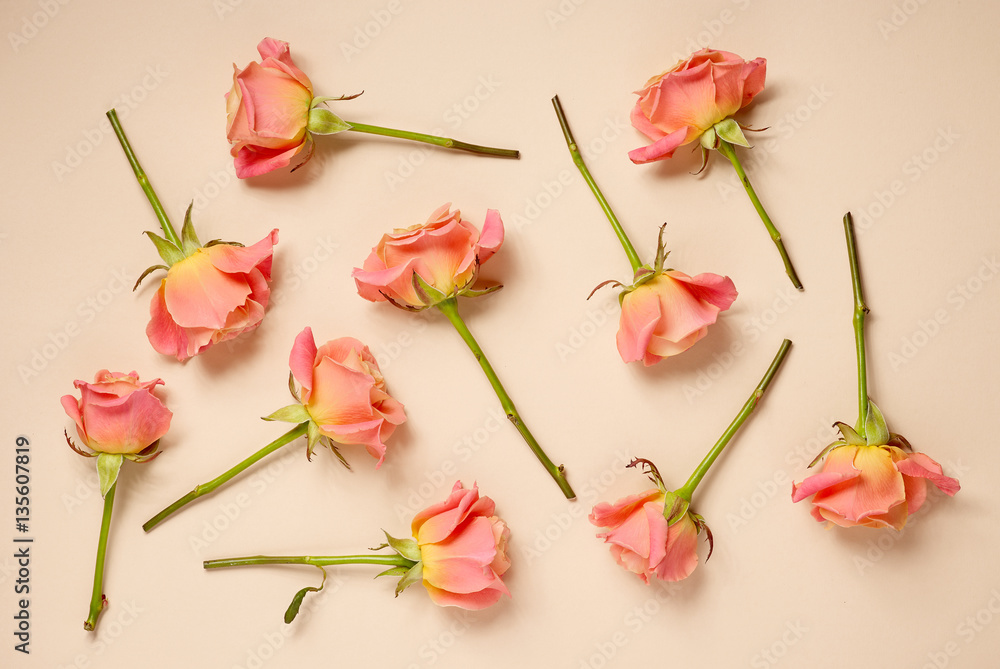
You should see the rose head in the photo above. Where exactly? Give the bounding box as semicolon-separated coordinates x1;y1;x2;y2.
61;370;172;457
288;327;405;467
590;488;700;583
146;229;278;361
629;48;766;164
409;481;510;609
353;204;504;309
792;439;960;530
617;270;737;366
227;38;315;178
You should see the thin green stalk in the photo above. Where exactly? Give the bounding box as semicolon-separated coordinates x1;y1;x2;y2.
676;339;792;500
716;140;803;291
106;109;182;248
345;122;519;158
435;298;575;499
85;480;117;631
204;553;416;570
843;212;869;435
551;95;643;274
143;423;309;532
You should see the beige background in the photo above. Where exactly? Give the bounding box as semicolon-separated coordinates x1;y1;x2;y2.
3;0;999;667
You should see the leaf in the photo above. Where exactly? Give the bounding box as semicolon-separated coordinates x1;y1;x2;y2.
180;202;202;256
96;453;124;498
394;562;423;597
307;108;351;135
143;231;185;266
262;404;311;424
284;567;326;624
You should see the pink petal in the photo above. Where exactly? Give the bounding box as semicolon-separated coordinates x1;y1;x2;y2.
206;230;278;275
671;272;738;311
61;394;86;443
896;452;961;497
616;288;662;363
289;327;318;395
740;58;767;106
163;252;251;329
233;142;308;179
811;447;906;524
651;514;700;582
413;484;484;544
628;127;689;164
145;281;214;360
590;489;664;529
791;470;859;502
306;357;377;427
79;388;172;454
422;582;507;610
476;209;505;264
352;257;427;306
256;38;313;91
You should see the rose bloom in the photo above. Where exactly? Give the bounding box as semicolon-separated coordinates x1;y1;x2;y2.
411;481;510;609
226;38;315;178
590;489;699;583
617;270;737;366
629;48;766;164
353;204;504;308
147;230;278;361
289;327;405;467
792;444;960;530
60;370;172;455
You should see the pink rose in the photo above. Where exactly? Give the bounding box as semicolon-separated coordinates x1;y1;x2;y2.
410;481;510;609
289;327;406;467
226;38;315;178
61;370;172;456
617;270;737;366
352;204;504;309
629;48;766;164
146;229;278;361
590;488;700;583
792;443;960;530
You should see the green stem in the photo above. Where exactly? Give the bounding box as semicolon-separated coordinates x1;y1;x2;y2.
551;95;643;274
843;212;869;435
106;109;182;248
435;298;576;500
675;339;792;500
143;423;309;532
85;480;116;631
204;553;416;570
716;140;803;291
345;122;519;159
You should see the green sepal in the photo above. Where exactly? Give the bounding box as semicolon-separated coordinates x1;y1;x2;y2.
699;126;718;150
393;562;423;597
375;566;409;578
263;404;311;424
307;108;351;135
691;511;714;561
204;239;244;248
284;567;326;624
144;231;185;266
180;203;202;256
460;283;503;299
123;440;162;464
808;440;845;468
661;491;691;527
714;118;750;148
864;400;890;447
133;264;169;291
383;531;421;562
96;452;124;498
306;421;322;460
288;372;300;402
652;223;671;273
412;272;448;306
834;421;865;447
